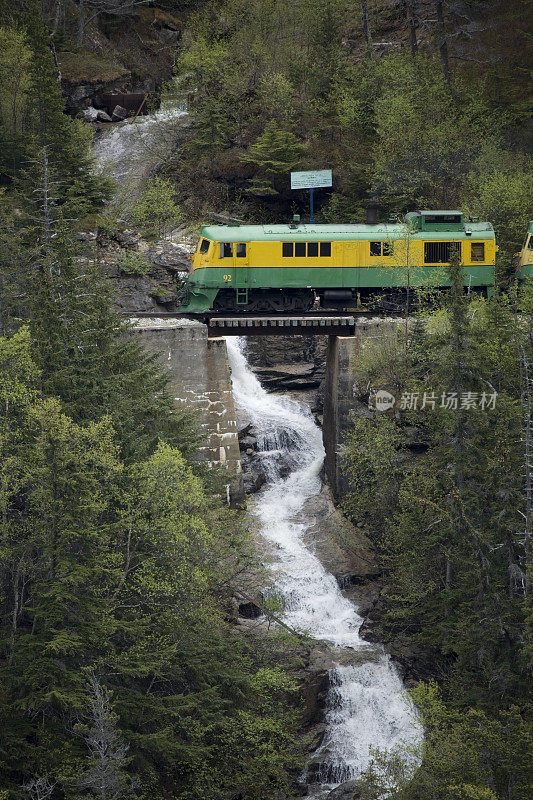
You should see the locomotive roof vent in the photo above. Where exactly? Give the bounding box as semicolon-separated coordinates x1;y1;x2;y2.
405;210;464;232
289;214;301;229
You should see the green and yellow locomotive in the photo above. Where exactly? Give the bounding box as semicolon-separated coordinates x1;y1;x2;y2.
179;210;496;314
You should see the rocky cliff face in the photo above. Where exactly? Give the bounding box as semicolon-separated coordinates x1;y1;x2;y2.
58;6;186;115
78;227;194;312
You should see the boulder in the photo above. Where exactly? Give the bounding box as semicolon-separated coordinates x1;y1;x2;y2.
116;230;141;249
96;110;113;123
150;288;178;307
326;779;362;799
111;104;128;121
147;241;194;271
81;105;100;122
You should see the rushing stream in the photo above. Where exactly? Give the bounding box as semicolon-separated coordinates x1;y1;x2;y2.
226;338;422;794
92;101;422;796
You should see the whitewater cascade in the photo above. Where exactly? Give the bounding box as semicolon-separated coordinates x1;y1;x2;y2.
226;338;422;793
93;102;187;186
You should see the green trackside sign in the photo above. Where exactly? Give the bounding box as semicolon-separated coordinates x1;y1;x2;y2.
290;169;332;189
290;170;332;224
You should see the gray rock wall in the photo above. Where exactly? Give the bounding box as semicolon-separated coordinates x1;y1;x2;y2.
130;319;244;505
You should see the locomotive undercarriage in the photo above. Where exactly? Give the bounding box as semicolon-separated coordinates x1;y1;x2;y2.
212;288;315;313
206;285;487;315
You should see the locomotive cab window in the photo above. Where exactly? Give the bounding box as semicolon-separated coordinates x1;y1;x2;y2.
471;243;485;262
320;242;331;257
220;242;233;258
282;242;293;257
236;243;247;257
199;238;210;254
527;235;533;250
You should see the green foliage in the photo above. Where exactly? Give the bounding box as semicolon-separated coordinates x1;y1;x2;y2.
463;155;533;278
118;250;151;275
343;289;533;798
0;329;302;798
342;415;402;531
0;6;110;213
241;119;305;196
0;26;32;181
130;176;181;238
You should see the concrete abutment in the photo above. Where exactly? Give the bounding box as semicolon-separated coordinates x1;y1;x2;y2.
130;320;245;505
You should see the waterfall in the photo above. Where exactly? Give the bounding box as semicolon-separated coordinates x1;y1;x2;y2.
92;102;187;188
226;337;422;794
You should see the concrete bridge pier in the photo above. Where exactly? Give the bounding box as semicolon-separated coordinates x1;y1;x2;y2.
130;319;244;506
323;320;401;498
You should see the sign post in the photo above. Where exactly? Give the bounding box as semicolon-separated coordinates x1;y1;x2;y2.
290;170;332;224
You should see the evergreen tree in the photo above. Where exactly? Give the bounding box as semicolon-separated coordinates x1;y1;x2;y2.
241;119;305;196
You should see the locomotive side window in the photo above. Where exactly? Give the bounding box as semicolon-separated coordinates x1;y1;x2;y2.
527;235;533;249
199;238;210;254
236;243;247;257
424;242;461;263
220;242;233;258
295;242;306;257
282;242;293;257
308;242;319;257
320;242;331;257
370;241;393;257
471;243;485;262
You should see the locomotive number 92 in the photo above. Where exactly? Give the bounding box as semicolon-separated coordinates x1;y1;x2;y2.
178;210;497;314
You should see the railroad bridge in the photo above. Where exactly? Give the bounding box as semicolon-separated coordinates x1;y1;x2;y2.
131;312;359;338
129;313;400;505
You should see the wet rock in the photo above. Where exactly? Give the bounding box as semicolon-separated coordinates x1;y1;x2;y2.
97;110;113;123
326;779;362;799
81;105;100;122
304;723;327;753
308;641;381;672
305;757;322;781
302;486;379;584
252;363;320;391
240;454;267;494
111;104;128;121
299;667;329;727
